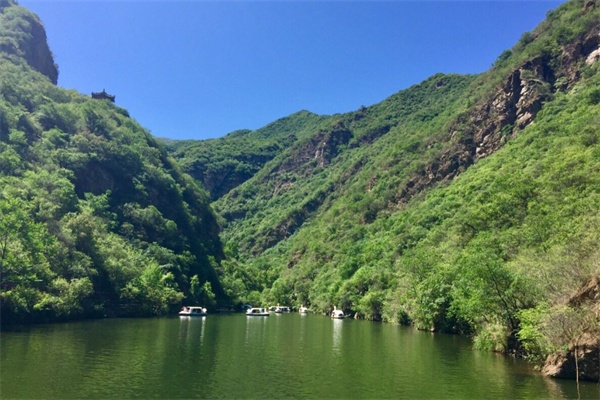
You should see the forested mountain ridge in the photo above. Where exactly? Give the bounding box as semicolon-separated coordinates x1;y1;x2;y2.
0;0;225;323
192;0;598;378
216;73;478;255
163;110;328;201
214;0;599;268
1;0;599;381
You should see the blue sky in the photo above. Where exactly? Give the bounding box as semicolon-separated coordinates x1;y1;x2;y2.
21;0;562;140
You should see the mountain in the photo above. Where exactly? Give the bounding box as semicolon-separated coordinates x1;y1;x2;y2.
2;0;599;380
163;110;328;201
0;0;225;323
173;0;600;379
0;0;57;84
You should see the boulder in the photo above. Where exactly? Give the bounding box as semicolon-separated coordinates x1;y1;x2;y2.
542;333;599;382
542;276;600;382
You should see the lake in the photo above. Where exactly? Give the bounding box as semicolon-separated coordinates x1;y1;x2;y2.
1;313;598;399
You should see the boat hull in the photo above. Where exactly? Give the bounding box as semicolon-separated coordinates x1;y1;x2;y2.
246;307;270;316
179;306;207;317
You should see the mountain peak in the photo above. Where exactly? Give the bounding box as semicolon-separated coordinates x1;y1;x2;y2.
0;0;58;84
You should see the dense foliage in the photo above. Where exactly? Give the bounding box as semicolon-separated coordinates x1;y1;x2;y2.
0;1;224;323
162;110;328;200
203;0;600;363
2;0;599;373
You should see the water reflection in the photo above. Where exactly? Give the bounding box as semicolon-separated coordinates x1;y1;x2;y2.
244;313;268;347
177;316;206;347
332;318;343;354
3;316;600;399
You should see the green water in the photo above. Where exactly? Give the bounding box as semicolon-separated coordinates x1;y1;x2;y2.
1;314;598;399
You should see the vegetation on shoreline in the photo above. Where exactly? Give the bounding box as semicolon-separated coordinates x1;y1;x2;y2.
1;0;599;378
1;0;224;323
207;0;600;368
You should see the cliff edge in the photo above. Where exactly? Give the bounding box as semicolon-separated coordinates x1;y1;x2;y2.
0;0;58;84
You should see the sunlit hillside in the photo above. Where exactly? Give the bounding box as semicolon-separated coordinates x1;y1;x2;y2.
175;0;600;377
1;0;599;380
0;0;225;323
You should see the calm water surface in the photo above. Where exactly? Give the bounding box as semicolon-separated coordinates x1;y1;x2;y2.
2;314;599;399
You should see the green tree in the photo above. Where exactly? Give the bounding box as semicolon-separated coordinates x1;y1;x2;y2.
121;262;184;316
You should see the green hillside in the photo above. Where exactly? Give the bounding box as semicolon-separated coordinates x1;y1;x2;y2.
163;110;329;201
1;0;599;379
201;0;600;370
0;0;225;323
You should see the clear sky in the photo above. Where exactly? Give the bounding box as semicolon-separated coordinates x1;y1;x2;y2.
20;0;562;140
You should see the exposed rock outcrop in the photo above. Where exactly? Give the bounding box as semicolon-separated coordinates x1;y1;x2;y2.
313;125;352;168
561;25;600;86
398;57;553;201
397;24;599;203
542;276;600;382
542;333;599;382
24;14;58;84
275;123;352;176
0;0;58;84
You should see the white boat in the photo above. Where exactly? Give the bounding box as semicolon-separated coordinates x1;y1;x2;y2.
246;307;270;316
331;307;345;319
274;305;290;313
299;305;308;314
179;306;207;317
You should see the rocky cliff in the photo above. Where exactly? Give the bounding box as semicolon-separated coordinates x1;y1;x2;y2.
399;18;600;203
542;276;600;382
0;0;58;84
